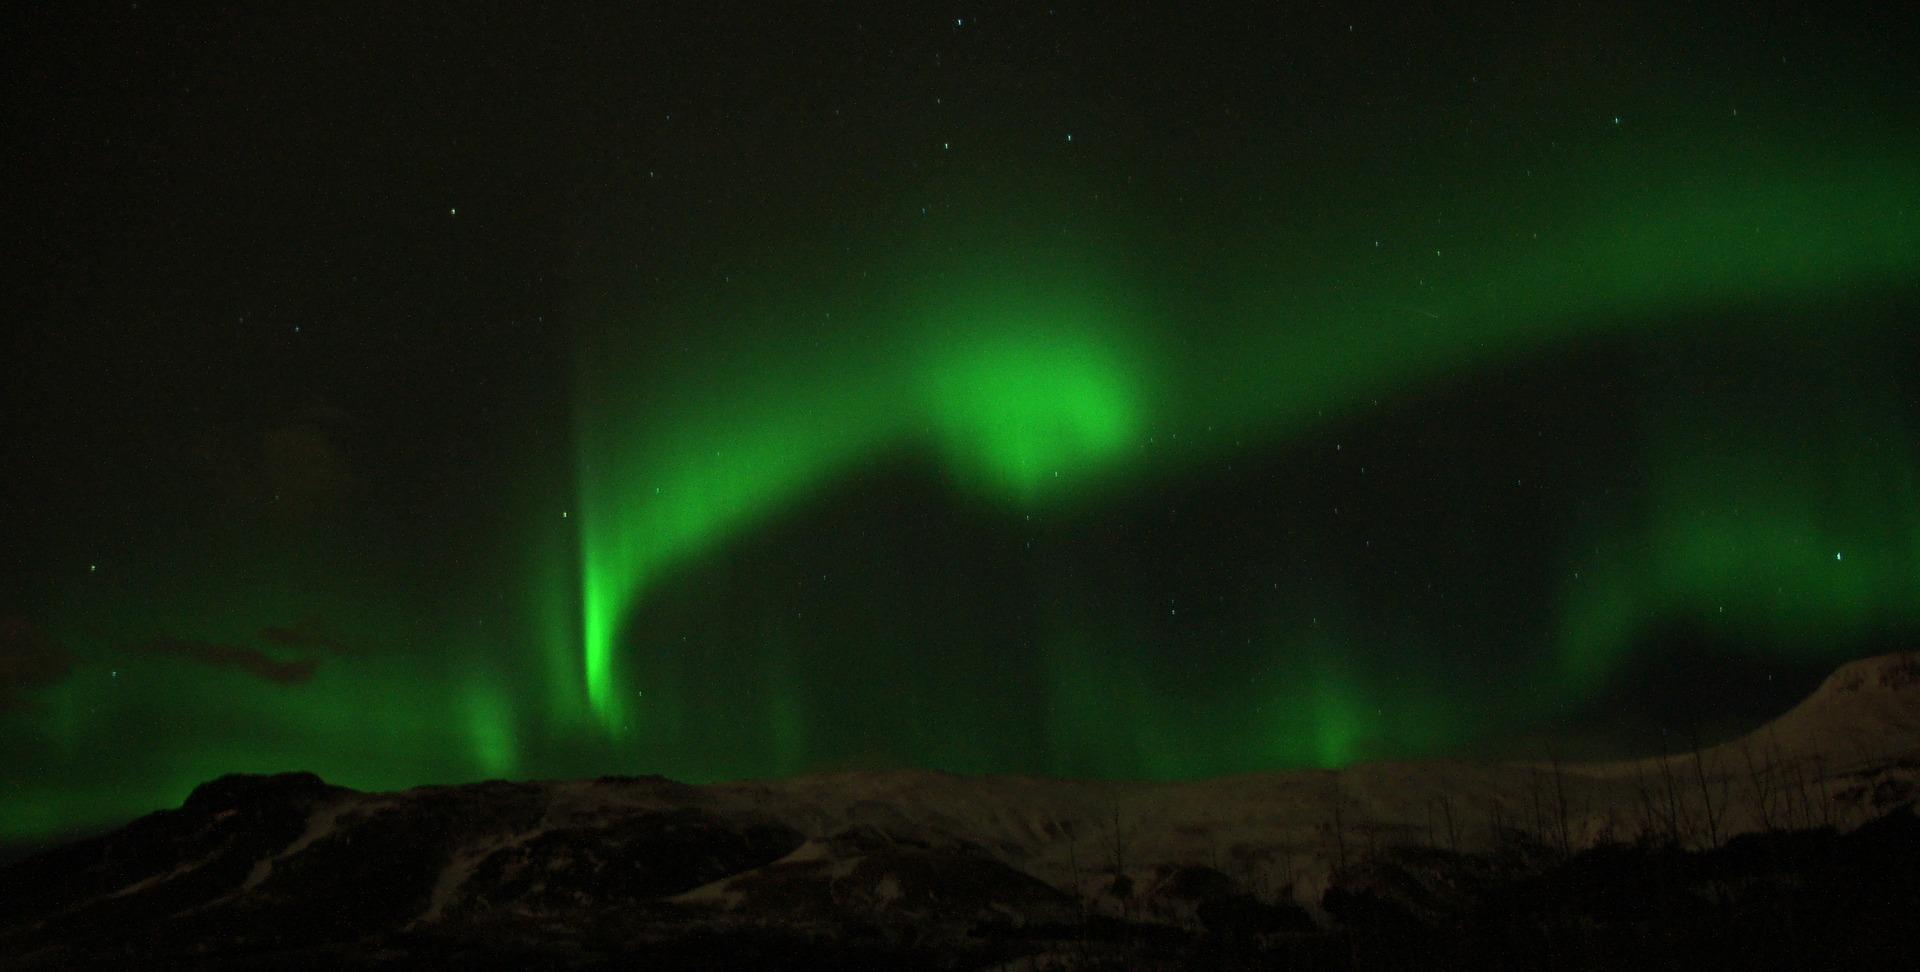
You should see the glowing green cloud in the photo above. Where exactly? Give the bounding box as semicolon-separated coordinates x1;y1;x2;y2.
9;107;1917;845
572;249;1158;733
0;650;523;840
571;126;1919;742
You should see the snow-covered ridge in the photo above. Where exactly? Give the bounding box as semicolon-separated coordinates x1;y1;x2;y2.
3;653;1916;967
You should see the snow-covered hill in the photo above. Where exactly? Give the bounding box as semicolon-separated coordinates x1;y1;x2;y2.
3;652;1916;969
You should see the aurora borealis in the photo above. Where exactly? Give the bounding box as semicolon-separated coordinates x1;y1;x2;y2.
5;3;1918;845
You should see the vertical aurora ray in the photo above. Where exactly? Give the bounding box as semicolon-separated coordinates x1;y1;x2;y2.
574;419;868;735
571;249;1157;735
464;676;519;779
568;125;1918;748
19;4;1920;851
571;320;900;732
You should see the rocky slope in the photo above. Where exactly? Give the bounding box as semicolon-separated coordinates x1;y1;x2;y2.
3;652;1916;969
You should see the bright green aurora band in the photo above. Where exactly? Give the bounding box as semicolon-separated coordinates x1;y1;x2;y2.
567;126;1920;767
6;122;1918;843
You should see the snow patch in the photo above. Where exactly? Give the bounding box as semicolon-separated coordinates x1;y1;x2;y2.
240;796;367;893
413;799;564;925
107;851;222;899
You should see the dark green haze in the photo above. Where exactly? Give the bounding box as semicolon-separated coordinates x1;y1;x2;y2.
576;140;1920;760
4;3;1917;842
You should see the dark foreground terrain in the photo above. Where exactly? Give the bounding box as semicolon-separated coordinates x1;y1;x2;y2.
5;653;1918;969
3;771;1916;970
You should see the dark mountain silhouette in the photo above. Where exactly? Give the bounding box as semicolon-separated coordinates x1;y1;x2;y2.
3;653;1916;969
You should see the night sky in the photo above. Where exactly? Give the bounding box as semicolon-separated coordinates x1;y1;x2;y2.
5;2;1918;842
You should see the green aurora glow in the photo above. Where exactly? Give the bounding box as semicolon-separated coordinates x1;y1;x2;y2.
6;5;1919;845
568;126;1920;749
